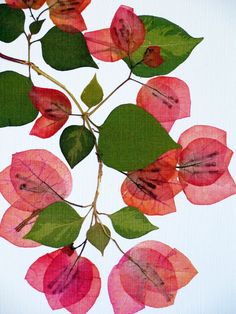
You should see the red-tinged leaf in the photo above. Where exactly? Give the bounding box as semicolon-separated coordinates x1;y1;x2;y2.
108;266;145;314
30;116;68;138
180;170;236;205
178;125;227;148
46;0;91;33
121;150;182;215
0;206;39;247
143;46;164;68
179;138;232;186
9;149;72;211
29;86;71;120
6;0;45;9
25;249;62;292
29;86;71;138
84;28;127;62
43;249;100;310
110;5;145;54
137;77;191;131
108;241;197;311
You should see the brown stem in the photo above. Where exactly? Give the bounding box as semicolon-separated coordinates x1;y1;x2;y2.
88;71;132;116
129;77;174;101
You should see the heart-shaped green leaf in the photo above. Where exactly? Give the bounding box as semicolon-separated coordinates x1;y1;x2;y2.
41;27;98;71
0;71;38;127
60;125;95;168
98;104;180;171
0;4;25;43
81;74;104;108
87;223;110;255
24;202;84;248
110;206;158;239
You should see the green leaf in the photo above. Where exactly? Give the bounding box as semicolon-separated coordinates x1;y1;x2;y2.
81;74;104;108
29;19;45;35
110;207;158;239
24;202;84;248
0;4;25;43
124;15;203;77
60;125;95;168
0;71;38;127
87;223;110;255
40;27;98;71
98;104;180;171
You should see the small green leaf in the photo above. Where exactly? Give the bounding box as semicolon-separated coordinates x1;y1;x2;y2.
87;223;110;255
60;125;95;168
24;202;84;248
0;4;25;43
124;15;203;77
0;71;38;127
81;74;104;108
98;104;180;171
41;27;98;71
110;206;158;239
29;19;45;35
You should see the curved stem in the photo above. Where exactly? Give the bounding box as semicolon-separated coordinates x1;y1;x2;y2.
0;53;85;115
129;77;173;101
89;71;132;116
36;1;58;21
29;8;36;21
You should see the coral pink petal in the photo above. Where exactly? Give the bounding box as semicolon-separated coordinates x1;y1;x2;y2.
0;206;39;247
47;0;91;32
84;28;127;62
119;247;177;308
135;240;173;257
6;0;46;9
110;5;145;54
66;263;101;314
30;116;68;139
179;138;233;186
50;12;87;33
178;125;227;148
166;248;198;289
10;149;72;210
108;266;144;314
25;250;61;292
137;77;191;131
181;170;236;205
121;151;181;215
29;86;71;120
44;252;94;309
121;176;181;215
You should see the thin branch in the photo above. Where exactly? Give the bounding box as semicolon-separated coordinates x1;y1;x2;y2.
0;53;85;115
88;71;132;116
129;77;172;100
29;8;36;21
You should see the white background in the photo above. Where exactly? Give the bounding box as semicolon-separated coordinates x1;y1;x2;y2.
0;0;236;313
